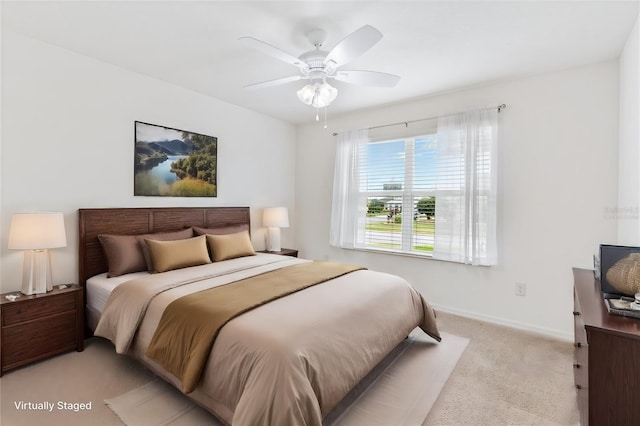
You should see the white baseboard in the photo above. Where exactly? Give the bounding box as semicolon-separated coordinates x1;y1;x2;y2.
431;303;574;342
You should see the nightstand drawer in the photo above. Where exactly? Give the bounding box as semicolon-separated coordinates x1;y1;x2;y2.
2;311;77;368
2;292;77;326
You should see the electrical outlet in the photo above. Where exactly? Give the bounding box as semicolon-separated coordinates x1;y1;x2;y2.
515;282;526;296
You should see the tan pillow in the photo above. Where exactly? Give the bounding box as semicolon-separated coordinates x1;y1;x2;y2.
146;235;212;273
137;228;194;271
206;231;256;262
98;234;147;277
193;225;248;236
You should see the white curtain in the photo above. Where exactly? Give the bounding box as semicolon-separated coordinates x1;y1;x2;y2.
433;108;498;265
329;129;369;248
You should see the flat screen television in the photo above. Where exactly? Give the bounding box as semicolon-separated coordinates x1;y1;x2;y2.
599;244;640;296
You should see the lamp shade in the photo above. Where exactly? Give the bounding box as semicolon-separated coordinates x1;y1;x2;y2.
263;207;289;228
8;212;67;250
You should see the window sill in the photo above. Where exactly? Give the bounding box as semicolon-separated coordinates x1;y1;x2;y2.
345;246;434;260
335;246;495;266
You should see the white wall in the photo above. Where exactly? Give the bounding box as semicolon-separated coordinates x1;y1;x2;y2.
0;31;297;293
296;62;619;340
617;14;640;244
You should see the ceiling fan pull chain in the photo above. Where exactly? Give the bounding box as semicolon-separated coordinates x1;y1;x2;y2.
315;106;320;122
324;107;328;129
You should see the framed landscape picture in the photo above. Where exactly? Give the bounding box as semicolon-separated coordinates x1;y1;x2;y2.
134;121;217;197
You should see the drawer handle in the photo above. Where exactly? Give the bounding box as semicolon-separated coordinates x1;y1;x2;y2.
575;384;582;390
573;363;580;368
574;342;582;348
573;311;581;316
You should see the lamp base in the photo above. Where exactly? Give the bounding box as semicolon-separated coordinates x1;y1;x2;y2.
21;250;53;295
265;227;282;252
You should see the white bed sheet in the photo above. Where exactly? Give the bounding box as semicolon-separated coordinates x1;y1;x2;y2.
87;271;149;315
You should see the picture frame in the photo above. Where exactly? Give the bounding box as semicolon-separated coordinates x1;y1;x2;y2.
134;121;217;197
599;244;640;296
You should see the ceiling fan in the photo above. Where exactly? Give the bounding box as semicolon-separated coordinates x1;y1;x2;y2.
239;25;400;109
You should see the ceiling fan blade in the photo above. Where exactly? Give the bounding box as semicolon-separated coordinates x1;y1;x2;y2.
243;75;301;90
239;37;306;69
324;25;383;67
334;70;400;87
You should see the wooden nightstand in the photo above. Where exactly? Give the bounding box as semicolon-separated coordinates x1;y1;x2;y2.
259;248;299;258
1;284;84;376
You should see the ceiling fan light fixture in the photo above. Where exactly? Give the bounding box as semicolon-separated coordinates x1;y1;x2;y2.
296;84;316;105
315;82;338;108
296;82;338;108
242;24;396;125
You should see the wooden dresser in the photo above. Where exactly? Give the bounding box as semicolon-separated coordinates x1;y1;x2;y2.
573;268;640;425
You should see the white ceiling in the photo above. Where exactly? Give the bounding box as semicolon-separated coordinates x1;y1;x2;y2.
2;1;638;124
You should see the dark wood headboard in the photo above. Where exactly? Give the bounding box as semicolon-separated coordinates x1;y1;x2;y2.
78;207;251;289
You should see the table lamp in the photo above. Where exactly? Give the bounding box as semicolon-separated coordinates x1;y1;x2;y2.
263;207;289;252
8;212;67;295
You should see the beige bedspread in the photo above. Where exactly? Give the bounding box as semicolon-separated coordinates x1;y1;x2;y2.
146;262;366;393
95;254;440;426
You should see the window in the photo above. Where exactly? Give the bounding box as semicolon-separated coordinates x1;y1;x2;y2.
330;108;498;265
361;135;438;255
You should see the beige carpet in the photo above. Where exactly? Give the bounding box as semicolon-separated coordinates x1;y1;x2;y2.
105;331;468;426
425;312;580;426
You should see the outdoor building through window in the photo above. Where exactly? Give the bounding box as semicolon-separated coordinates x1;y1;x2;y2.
330;107;499;266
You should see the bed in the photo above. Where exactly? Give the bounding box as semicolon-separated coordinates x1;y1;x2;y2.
79;207;440;426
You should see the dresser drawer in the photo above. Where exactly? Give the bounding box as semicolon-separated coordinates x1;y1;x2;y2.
573;342;588;389
573;289;587;346
2;292;77;326
2;311;77;369
573;285;589;425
